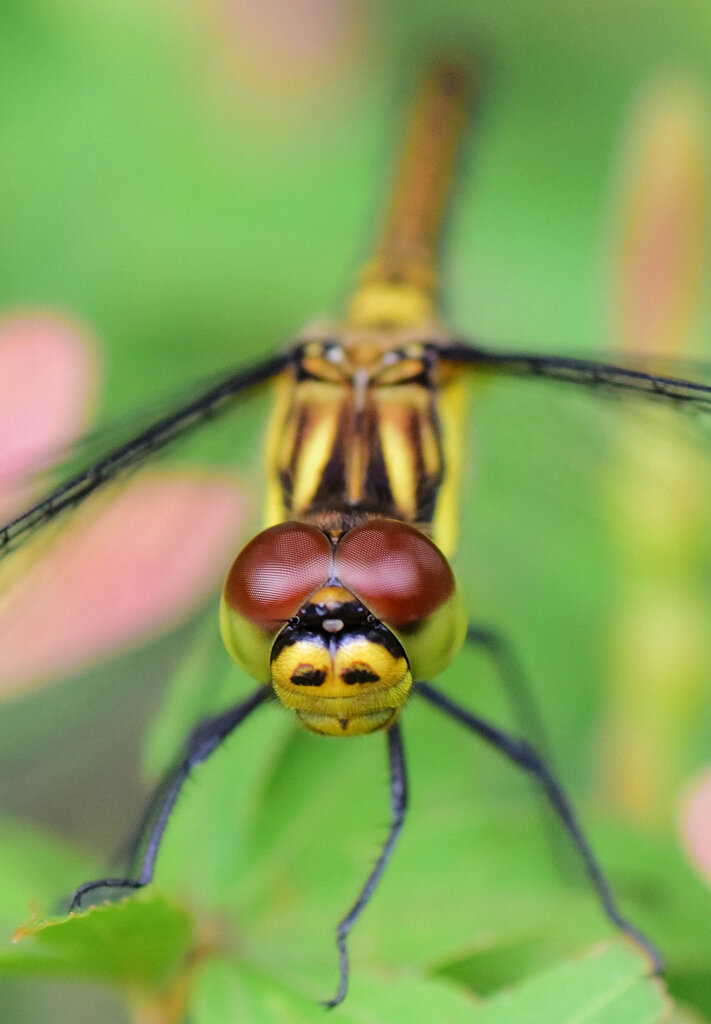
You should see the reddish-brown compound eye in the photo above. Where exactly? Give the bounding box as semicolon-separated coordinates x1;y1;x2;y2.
335;519;454;627
223;522;333;631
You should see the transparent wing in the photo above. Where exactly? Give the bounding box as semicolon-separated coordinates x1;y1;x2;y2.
12;336;711;568
442;340;711;414
442;337;711;810
0;349;290;560
440;337;711;430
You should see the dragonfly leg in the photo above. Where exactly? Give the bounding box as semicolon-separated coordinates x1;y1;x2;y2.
466;622;578;874
414;680;663;973
69;686;271;911
466;623;550;756
323;720;409;1008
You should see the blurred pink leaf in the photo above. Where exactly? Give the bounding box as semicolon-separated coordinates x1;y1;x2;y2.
0;314;98;519
599;78;710;822
0;314;245;693
679;769;711;885
205;0;365;95
612;79;708;355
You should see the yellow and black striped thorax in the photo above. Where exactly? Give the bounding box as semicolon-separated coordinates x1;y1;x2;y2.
263;333;467;558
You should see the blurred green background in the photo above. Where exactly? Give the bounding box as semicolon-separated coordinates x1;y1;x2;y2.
1;0;711;1021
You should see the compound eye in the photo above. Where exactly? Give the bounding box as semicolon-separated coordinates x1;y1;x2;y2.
335;519;454;627
223;522;332;631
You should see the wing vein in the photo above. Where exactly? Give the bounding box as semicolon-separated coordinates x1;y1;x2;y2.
0;350;290;556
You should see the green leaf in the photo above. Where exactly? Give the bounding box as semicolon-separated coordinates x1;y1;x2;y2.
667;1007;711;1024
0;819;90;930
469;943;667;1024
187;942;666;1024
593;823;711;967
128;685;711;986
0;894;192;992
190;957;480;1024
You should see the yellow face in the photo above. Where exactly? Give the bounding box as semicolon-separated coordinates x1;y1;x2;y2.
220;519;467;737
269;585;413;736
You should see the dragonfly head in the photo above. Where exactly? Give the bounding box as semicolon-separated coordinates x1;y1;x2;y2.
220;519;466;736
267;583;412;736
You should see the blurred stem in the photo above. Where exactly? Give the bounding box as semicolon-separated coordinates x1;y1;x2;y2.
597;77;710;823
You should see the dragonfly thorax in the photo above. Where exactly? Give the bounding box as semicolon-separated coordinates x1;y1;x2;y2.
264;333;468;556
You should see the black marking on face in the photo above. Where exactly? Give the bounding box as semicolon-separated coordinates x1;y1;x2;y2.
341;665;380;685
270;598;407;664
290;665;327;687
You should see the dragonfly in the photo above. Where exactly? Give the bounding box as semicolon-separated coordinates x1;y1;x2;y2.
3;61;711;1007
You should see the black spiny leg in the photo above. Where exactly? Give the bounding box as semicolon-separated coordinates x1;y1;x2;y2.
467;622;577;874
323;720;409;1009
414;681;663;972
466;623;550;756
69;686;270;910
